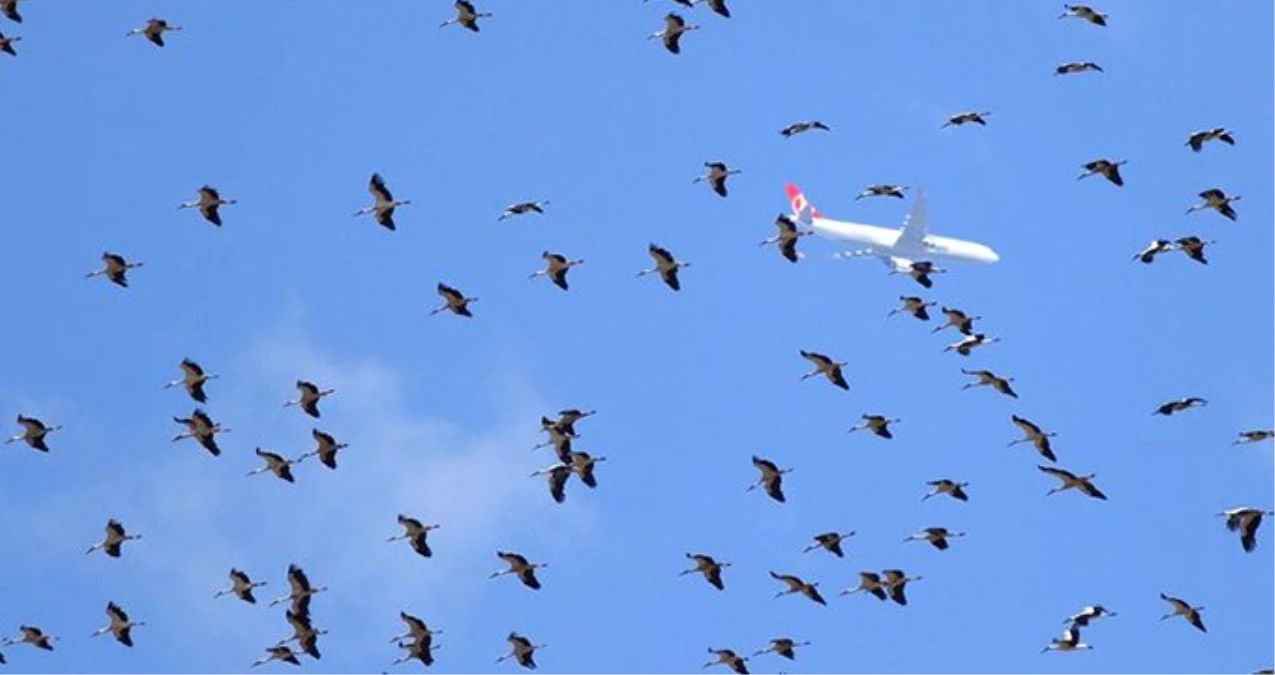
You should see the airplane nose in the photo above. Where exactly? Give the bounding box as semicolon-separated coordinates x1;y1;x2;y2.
984;247;1001;263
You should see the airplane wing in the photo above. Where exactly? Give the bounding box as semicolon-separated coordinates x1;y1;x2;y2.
893;188;928;251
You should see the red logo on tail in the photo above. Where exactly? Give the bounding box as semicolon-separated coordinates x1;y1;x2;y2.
785;184;820;219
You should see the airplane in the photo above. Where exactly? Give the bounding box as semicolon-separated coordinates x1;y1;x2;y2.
784;183;1000;272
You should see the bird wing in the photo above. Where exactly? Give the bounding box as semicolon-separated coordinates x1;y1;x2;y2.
1038;466;1075;481
369;173;392;202
437;283;462;302
764;476;786;502
752;456;779;474
180;359;204;378
816;357;846;384
649;244;675;266
800;350;830;367
499;551;529;567
289;566;311;594
1013;415;1042;436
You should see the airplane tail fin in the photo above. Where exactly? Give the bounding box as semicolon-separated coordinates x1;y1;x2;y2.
785;183;821;224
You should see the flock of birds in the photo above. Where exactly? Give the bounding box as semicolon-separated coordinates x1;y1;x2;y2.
1;0;1272;672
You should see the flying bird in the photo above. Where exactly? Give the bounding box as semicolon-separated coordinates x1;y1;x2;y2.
803;531;855;558
251;645;301;668
903;527;965;551
497;633;544;670
752;638;809;661
1159;592;1206;632
530;463;573;504
85;519;141;558
499;200;550;221
440;0;491;32
839;572;888;601
172;409;228;456
529;251;583;291
1233;430;1274;445
695;0;732;18
126;18;180;47
1009;415;1058;462
648;12;699;54
1067;605;1117;628
933;307;980;335
490;551;547;590
1186;189;1240;221
1154;397;1208;416
1059;4;1108;26
1132;239;1174;264
164;359;217;403
943;333;1000;356
246;448;305;483
354;173;410;230
6;415;61;452
269;565;328;615
888;296;935;321
704;648;749;674
759;214;812;263
923;479;970;502
856;184;909;200
891;260;945;288
1041;627;1091;653
85;252;143;288
278;610;326;660
780;121;830;137
0;31;17;56
178;186;235;226
941;111;990;128
392;634;438;668
431;282;478;317
2;626;56;651
215;569;268;603
748;455;791;503
680;553;730;590
284;380;335;418
693;161;740;197
847;414;899;439
0;0;24;23
1038;466;1107;500
1077;159;1126;186
534;417;576;464
569;451;605;488
301;428;347;469
769;571;826;606
1175;236;1213;265
799;350;849;390
290;611;331;652
1218;507;1273;553
1186;127;1235;152
389;515;440;557
90;602;144;647
389;611;442;653
961;368;1018;398
638;243;690;291
1055;61;1104;75
548;408;596;438
882;569;923;606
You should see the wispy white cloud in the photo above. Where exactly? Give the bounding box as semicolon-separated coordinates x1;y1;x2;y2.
2;307;599;671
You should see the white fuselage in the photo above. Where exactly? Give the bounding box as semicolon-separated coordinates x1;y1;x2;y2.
810;216;1000;266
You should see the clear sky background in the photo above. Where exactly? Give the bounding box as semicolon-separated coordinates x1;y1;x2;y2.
1;1;1272;673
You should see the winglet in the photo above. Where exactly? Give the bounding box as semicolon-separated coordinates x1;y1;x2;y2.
785;184;820;224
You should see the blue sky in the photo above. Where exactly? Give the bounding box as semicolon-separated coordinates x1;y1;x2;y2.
1;1;1271;673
